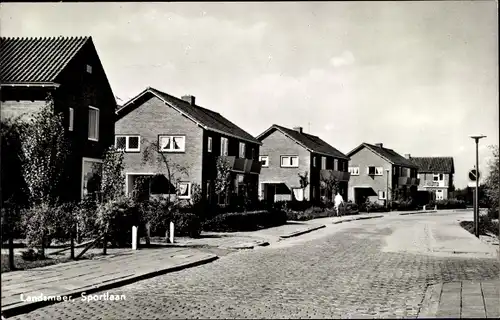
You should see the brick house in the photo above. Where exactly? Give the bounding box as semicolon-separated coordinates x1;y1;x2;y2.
256;125;350;203
115;87;262;204
0;36;116;201
409;156;455;201
346;143;419;205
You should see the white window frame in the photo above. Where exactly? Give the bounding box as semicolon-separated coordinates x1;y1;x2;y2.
368;166;384;176
68;107;74;132
159;135;186;152
348;166;360;176
177;182;192;199
239;142;246;158
334;159;339;171
220;137;228;156
88;106;99;141
259;156;269;167
321;156;326;170
280;155;299;168
378;190;386;200
207;137;212;153
81;157;103;200
313;156;317;168
433;173;444;181
115;135;141;152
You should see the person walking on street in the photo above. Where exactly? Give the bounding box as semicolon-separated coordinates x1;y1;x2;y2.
334;192;344;217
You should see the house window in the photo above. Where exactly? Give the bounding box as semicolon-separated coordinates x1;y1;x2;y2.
239;142;246;158
393;167;396;175
281;155;299;168
159;135;186;152
207;137;212;153
334;159;338;171
313;156;317;168
86;64;92;74
433;173;444;181
220;137;228;156
378;191;386;200
251;148;256;159
115;135;140;152
348;167;360;175
259;156;269;167
321;156;326;169
368;166;383;176
88;106;99;141
178;182;192;199
68;107;74;131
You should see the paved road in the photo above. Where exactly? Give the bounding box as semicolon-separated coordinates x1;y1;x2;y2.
8;212;499;319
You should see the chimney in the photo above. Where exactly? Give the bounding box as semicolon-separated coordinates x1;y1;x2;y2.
375;143;383;148
404;154;411;159
293;126;303;134
181;95;196;105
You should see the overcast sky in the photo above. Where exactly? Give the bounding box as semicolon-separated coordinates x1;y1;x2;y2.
1;1;497;188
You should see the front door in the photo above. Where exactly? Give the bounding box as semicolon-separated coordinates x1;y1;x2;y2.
265;184;276;203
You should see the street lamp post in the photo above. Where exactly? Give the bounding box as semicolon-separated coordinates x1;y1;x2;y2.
470;134;486;238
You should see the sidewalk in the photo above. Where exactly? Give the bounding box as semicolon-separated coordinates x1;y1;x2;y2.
1;247;217;318
156;221;327;250
418;280;500;318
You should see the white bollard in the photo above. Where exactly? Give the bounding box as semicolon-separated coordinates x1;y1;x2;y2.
423;205;426;211
169;221;174;244
132;226;138;250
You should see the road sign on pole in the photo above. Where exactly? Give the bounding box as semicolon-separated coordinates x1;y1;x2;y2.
468;169;480;181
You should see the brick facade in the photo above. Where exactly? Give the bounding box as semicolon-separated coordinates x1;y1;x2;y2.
0;39;116;201
348;147;393;205
258;129;311;201
115;95;204;193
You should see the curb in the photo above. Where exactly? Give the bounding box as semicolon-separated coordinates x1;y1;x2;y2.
399;210;437;216
1;254;218;318
279;225;326;239
219;241;270;250
332;215;385;224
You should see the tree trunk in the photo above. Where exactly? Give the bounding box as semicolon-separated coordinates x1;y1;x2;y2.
70;227;75;260
145;223;151;246
40;237;46;259
102;232;107;255
8;236;15;270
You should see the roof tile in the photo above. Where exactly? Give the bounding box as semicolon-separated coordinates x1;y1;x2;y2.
0;36;90;83
260;124;349;159
410;157;455;173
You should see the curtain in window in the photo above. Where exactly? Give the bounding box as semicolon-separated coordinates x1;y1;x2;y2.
161;137;171;150
88;109;97;139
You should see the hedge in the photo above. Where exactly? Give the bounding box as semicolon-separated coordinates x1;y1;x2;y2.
203;209;287;232
427;199;466;210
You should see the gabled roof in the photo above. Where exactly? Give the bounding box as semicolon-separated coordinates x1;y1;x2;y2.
256;124;349;160
347;143;419;168
0;36;90;84
409;157;455;174
115;87;261;145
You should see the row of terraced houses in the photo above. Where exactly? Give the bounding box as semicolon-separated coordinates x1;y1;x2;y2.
0;36;455;207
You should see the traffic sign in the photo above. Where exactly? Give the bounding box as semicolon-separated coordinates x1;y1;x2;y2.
468;181;480;188
468;169;480;181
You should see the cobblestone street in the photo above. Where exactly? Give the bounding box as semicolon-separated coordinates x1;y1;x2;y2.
8;213;499;319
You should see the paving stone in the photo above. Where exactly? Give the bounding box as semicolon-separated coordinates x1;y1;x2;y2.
5;215;500;319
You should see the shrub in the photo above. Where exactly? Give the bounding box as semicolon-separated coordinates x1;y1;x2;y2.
344;202;359;215
21;248;43;261
171;211;202;238
203;210;287;232
360;201;387;213
95;197;140;247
